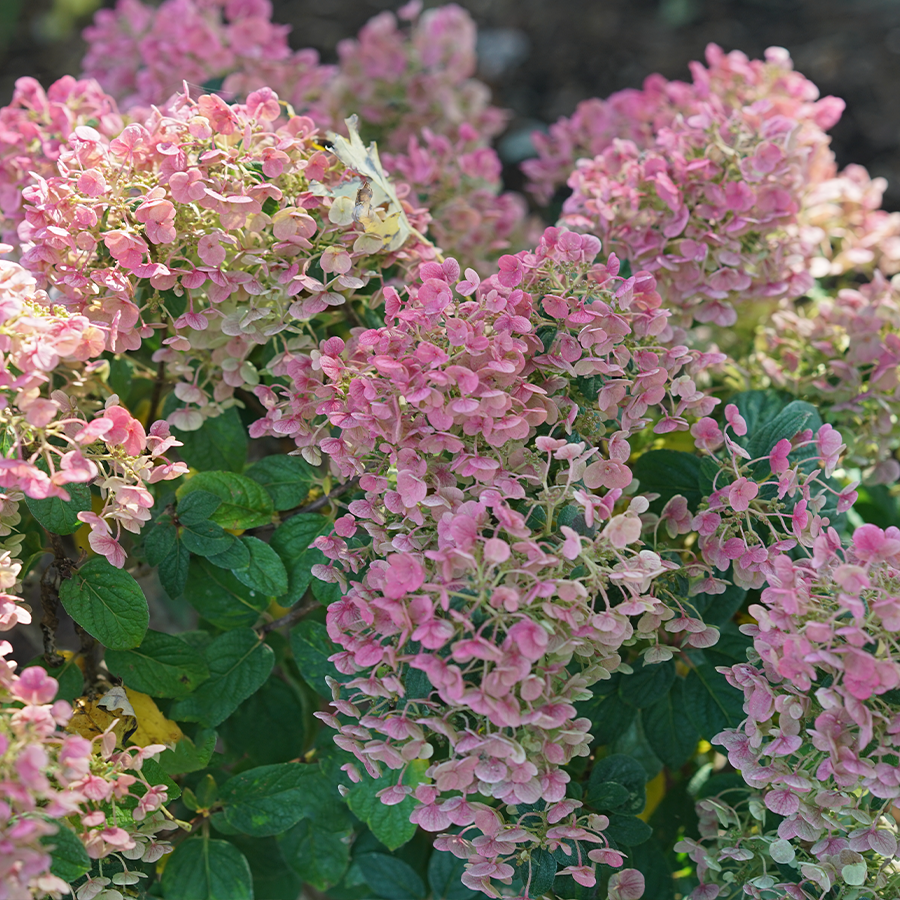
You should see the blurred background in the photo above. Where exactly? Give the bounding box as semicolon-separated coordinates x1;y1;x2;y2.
3;0;900;205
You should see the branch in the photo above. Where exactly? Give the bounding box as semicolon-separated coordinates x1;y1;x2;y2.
257;597;319;635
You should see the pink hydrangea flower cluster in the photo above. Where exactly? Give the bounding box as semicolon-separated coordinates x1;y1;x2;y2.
557;50;844;326
0;643;175;898
17;87;433;432
524;43;843;207
383;123;535;275
0;76;123;244
683;407;854;591
755;272;900;484
681;523;900;899
0;256;187;568
253;228;747;893
81;0;307;112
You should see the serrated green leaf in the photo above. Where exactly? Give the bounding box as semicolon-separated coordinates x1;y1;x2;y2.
585;781;630;810
606;813;652;846
157;539;190;599
346;760;428;850
173;406;248;474
42;821;90;882
169;628;274;727
179;518;234;558
627;839;675;900
231;536;288;596
219;677;305;766
632;450;703;514
183;557;269;629
178;489;222;525
25;483;91;535
312;576;343;605
618;659;676;708
747;400;820;460
587;754;647;815
104;630;209;699
140;758;182;803
641;679;700;769
280;820;351;892
356;853;426;900
517;848;556;898
161;837;252;900
157;728;217;776
204;536;251;570
246;456;319;511
428;849;479;900
270;514;333;606
230;835;303;900
143;522;177;567
684;663;745;739
220;763;313;837
58;557;148;650
290;619;342;697
577;687;636;747
178;471;274;530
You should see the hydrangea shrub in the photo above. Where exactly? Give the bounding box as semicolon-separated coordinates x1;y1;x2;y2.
0;2;898;899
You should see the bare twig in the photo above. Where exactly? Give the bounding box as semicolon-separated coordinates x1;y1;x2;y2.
257;597;319;635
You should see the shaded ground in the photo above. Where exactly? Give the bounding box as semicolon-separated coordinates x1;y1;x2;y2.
2;0;900;205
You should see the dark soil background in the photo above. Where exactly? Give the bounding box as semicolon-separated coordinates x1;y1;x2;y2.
2;0;900;205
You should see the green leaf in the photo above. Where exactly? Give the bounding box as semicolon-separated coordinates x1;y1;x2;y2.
204;536;251;570
157;539;190;599
140;758;182;803
42;822;90;882
178;472;274;530
178;490;222;525
58;557;148;650
346;760;428;850
174;406;248;474
731;390;789;447
293;763;353;830
219;763;315;837
684;662;745;739
219;677;305;766
161;837;252;900
246;456;319;511
577;687;636;747
618;659;676;708
26;482;91;535
747;400;821;460
427;849;478;900
104;630;210;699
627;839;675;900
518;848;556;898
606;813;652;847
290;619;342;697
231;536;288;597
587;754;647;816
355;853;426;900
631;450;703;514
183;557;269;630
169;628;274;727
270;514;333;605
179;518;235;558
144;522;178;567
280;820;351;892
157;728;218;776
312;576;343;605
585;781;630;811
228;835;302;900
641;679;700;769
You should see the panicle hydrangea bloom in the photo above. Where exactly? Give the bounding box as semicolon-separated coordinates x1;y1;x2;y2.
0;642;176;898
557;48;844;327
683;523;900;898
80;0;312;113
0;76;123;244
0;255;187;569
524;43;844;207
17;87;433;432
681;405;849;592
254;228;743;893
754;272;900;484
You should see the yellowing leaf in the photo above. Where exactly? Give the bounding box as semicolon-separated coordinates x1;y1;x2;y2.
325;115;413;252
126;687;184;748
66;698;134;746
